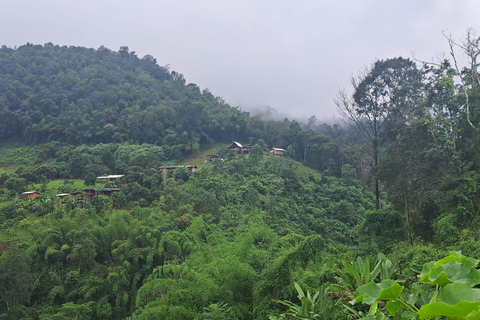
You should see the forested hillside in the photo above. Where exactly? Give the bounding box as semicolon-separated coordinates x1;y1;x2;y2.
0;44;342;174
1;40;480;319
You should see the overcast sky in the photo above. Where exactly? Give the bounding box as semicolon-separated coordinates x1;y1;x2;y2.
1;1;480;121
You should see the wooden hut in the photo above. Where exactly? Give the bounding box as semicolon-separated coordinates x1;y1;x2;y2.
269;148;285;156
185;165;198;173
160;165;184;182
22;191;40;200
228;141;253;154
228;141;243;153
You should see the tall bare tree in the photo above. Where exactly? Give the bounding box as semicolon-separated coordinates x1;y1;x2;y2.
442;28;480;131
335;57;422;212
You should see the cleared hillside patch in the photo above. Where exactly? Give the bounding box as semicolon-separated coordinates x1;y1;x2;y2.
180;143;228;167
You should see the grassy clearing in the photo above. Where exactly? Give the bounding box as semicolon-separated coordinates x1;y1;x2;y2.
25;179;87;194
0;219;38;243
295;163;323;179
180;143;228;167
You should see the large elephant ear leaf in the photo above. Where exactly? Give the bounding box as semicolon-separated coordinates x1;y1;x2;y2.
419;251;480;287
417;283;480;319
351;280;403;305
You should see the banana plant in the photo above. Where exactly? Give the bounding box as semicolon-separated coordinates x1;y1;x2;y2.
270;282;341;320
332;253;395;302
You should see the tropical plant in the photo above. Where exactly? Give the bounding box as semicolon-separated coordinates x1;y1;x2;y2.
270;282;341;320
349;251;480;319
332;253;396;303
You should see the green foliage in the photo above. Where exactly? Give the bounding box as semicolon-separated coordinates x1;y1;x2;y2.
417;283;480;319
201;302;236;320
350;251;480;319
418;251;480;286
0;247;33;311
358;207;406;251
432;213;460;246
351;280;404;306
7;36;480;320
271;283;341;320
90;195;113;215
336;254;395;293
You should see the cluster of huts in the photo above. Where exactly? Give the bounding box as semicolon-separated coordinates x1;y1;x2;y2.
206;141;285;163
21;141;285;201
22;174;125;201
21;167;199;202
227;141;285;156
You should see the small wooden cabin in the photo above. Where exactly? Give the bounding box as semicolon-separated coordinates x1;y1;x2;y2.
159;165;198;181
22;191;40;200
269;148;285;156
228;141;253;154
185;165;198;173
160;165;184;182
228;141;243;153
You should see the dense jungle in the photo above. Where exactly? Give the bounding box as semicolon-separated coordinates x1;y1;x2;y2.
1;41;480;319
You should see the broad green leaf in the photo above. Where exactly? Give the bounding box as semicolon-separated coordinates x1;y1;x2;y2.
417;283;480;319
419;251;480;286
385;299;408;316
351;280;403;305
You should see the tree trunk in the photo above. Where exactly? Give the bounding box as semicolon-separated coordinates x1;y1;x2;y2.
405;189;413;246
304;142;307;163
373;136;380;210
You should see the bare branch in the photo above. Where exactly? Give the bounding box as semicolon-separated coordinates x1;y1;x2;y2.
334;88;374;142
411;51;443;67
442;30;477;131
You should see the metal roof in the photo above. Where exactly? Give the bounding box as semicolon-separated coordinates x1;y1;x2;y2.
22;191;39;194
229;141;243;148
96;174;124;179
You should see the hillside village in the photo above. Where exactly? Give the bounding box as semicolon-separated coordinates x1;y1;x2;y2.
19;142;285;203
